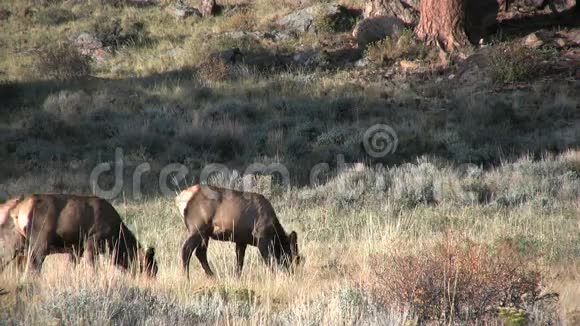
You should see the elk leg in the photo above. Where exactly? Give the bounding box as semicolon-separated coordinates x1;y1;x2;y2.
257;239;276;271
82;240;97;268
23;235;50;274
195;239;214;277
107;237;131;272
235;243;247;276
181;234;203;279
25;248;47;275
15;255;27;273
68;250;81;267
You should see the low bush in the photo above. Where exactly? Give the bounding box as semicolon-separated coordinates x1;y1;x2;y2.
92;17;150;49
489;44;556;84
365;30;427;65
313;6;356;34
198;56;231;82
36;7;74;26
34;42;91;80
363;233;548;323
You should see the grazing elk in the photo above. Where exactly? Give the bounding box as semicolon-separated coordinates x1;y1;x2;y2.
175;185;300;278
0;194;157;277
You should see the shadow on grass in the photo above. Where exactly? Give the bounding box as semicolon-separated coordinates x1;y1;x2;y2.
0;38;579;197
496;5;580;41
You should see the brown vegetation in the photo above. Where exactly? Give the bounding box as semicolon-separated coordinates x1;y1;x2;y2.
364;233;551;323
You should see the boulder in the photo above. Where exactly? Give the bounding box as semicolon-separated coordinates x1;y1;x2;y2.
292;49;330;67
363;0;419;25
523;33;544;49
523;30;555;48
166;1;201;19
73;32;111;61
352;15;405;48
553;37;566;48
276;4;353;34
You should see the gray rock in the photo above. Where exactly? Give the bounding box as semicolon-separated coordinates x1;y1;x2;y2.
363;0;419;25
523;30;555;48
261;30;296;43
355;57;371;67
221;30;296;43
553;37;567;48
166;1;201;19
276;4;352;34
74;32;103;52
352;15;405;48
72;32;111;61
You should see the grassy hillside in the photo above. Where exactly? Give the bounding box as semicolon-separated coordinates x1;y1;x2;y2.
0;0;579;324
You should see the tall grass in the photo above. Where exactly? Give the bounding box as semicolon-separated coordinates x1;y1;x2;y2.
1;152;579;324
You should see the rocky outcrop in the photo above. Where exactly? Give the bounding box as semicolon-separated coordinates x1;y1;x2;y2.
353;16;405;47
166;1;202;19
363;0;419;25
276;4;354;34
72;32;111;62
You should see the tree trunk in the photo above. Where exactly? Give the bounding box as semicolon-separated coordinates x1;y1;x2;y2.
415;0;469;51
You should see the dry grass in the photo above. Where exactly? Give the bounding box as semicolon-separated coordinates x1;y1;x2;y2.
34;42;91;80
365;29;429;65
198;56;231;82
1;153;580;324
1;0;579;324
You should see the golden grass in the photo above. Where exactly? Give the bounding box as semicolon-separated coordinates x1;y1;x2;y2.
1;0;579;324
1;183;578;323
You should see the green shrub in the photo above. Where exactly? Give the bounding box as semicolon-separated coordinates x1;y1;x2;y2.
489;44;556;84
92;17;150;49
313;6;356;34
365;30;427;65
36;7;74;26
200;99;258;123
499;308;528;326
389;161;439;208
